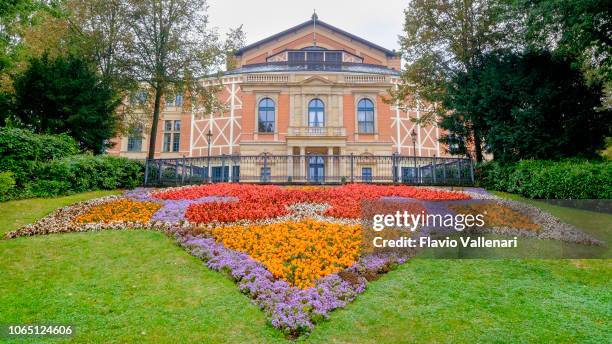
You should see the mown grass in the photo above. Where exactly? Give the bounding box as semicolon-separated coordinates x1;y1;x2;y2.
0;190;610;343
0;231;284;343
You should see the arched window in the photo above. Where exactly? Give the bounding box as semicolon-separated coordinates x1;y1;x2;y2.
357;98;375;133
258;98;275;133
308;99;325;127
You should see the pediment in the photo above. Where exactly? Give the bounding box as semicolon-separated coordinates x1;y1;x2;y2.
298;76;335;86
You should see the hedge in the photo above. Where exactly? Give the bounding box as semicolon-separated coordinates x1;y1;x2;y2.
0;127;143;200
26;155;143;197
0;127;81;186
476;159;612;199
0;171;15;195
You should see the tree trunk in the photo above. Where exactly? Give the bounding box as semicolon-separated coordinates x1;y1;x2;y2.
147;86;163;160
473;129;483;163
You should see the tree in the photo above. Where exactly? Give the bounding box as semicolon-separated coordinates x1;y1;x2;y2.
519;0;611;91
62;0;131;88
1;0;47;124
121;0;227;160
395;0;520;161
447;50;610;162
11;53;120;153
0;0;39;72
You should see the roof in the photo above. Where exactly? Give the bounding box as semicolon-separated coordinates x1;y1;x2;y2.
235;15;398;57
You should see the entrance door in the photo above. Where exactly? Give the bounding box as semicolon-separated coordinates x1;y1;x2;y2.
308;156;325;183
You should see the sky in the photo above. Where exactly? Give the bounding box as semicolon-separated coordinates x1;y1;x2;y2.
207;0;410;51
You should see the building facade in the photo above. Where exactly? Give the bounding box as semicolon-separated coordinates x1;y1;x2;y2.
109;15;459;183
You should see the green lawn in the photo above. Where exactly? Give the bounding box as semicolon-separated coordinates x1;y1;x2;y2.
1;191;610;343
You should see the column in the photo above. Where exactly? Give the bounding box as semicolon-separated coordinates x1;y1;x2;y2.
327;147;334;183
300;146;306;182
287;147;293;182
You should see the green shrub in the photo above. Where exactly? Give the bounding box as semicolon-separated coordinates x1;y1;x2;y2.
476;159;612;199
28;179;71;197
0;127;81;186
27;155;143;197
0;171;16;195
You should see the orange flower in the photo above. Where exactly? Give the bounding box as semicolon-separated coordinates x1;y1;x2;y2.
74;199;161;224
212;220;362;289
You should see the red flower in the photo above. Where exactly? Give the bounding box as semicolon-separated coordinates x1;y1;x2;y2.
154;184;470;223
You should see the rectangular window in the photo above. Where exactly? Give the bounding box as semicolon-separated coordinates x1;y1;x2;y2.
163;120;181;152
325;52;341;64
307;52;324;62
362;167;372;182
163;133;172;152
127;125;143;152
172;133;180;152
260;167;271;182
358;122;375;133
166;94;183;107
288;52;305;64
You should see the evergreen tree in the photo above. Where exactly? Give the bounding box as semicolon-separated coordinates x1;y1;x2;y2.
11;54;120;153
445;51;610;162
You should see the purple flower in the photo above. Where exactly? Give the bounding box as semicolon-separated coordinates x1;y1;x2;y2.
124;189;237;224
177;232;386;337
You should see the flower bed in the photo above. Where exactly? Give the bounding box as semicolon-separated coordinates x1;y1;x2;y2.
158;183;470;223
178;233;405;337
6;184;603;337
74;199;161;224
212;220;362;289
447;202;541;231
5;184;472;337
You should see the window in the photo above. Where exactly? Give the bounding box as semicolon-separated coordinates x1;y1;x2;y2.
260;167;271;182
306;51;324;62
127;125;143;152
258;98;275;133
362;167;372;182
357;98;375;133
166;94;183;107
288;51;305;65
308;99;325;127
326;52;341;64
131;90;148;106
163;120;181;152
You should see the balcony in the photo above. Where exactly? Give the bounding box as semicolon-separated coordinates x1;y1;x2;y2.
227;62;400;78
287;126;346;137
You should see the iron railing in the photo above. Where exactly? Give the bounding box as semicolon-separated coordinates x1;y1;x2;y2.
143;154;474;186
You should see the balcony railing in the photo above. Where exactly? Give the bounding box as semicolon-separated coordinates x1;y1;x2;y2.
245;74;289;83
287;126;346;137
